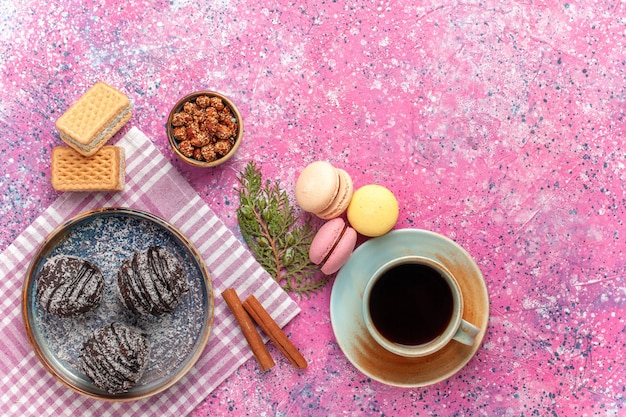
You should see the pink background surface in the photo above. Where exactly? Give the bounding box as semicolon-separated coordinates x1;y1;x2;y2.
1;0;624;416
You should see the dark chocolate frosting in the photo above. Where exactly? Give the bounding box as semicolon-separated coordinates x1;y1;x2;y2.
36;255;104;317
81;322;149;394
117;246;189;315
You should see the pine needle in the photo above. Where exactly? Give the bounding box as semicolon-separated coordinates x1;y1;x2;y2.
235;161;328;297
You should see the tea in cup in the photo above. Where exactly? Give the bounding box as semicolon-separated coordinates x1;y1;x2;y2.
362;256;479;357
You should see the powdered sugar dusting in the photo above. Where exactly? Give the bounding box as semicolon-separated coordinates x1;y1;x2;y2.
28;210;212;393
81;322;149;394
35;255;104;317
118;246;189;316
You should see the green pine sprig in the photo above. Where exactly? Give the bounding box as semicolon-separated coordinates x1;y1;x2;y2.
235;161;329;297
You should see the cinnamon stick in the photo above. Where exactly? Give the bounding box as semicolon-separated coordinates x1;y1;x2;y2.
221;288;275;371
243;294;308;369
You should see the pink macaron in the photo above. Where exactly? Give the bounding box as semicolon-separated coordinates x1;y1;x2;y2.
309;217;357;275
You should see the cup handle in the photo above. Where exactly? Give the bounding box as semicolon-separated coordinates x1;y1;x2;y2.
452;319;480;346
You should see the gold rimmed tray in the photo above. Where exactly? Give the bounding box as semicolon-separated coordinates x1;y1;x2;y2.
22;207;214;401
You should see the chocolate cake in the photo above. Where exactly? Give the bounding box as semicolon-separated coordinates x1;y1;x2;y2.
117;245;189;315
36;255;105;317
81;322;149;394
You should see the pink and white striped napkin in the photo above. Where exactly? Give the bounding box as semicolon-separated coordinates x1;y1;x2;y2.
0;127;300;416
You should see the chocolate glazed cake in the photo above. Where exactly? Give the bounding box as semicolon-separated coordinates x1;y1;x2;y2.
36;255;105;317
81;322;149;394
117;245;189;315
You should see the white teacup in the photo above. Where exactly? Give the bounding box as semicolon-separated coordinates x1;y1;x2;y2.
362;256;480;357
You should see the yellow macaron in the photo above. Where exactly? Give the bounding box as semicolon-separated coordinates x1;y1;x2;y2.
347;184;399;237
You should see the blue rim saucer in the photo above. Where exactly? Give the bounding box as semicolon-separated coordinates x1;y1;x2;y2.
330;229;489;387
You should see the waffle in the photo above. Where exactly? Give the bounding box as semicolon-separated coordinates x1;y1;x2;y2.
55;82;132;156
51;146;126;192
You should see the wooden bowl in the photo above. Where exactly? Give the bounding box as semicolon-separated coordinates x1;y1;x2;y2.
167;91;243;168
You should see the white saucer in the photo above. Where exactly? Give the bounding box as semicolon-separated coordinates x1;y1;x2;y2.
330;229;489;387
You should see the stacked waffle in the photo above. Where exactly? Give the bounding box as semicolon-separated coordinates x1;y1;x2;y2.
52;82;132;192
